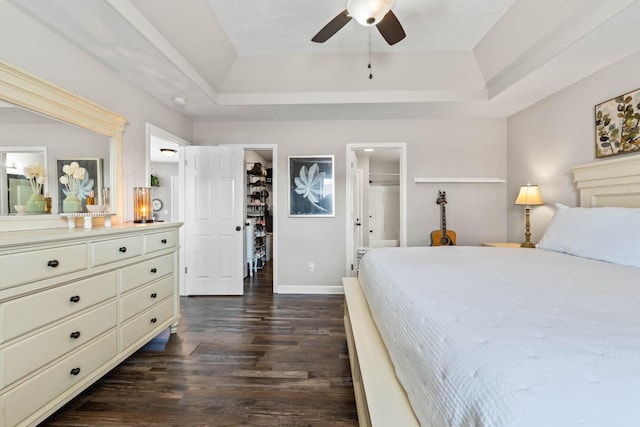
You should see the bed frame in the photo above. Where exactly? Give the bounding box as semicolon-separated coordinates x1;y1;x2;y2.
343;155;640;426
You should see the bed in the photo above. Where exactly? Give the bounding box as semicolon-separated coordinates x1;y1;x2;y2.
343;155;640;427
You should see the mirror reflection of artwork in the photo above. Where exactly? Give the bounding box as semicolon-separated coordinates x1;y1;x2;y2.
288;155;334;217
56;158;103;213
1;149;47;215
7;175;31;213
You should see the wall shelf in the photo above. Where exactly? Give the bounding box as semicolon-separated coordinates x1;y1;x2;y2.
414;177;505;184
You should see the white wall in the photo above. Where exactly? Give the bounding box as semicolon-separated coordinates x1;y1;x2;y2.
0;0;193;221
195;118;508;290
507;50;640;244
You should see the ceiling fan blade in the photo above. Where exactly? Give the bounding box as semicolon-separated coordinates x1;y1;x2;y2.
312;9;352;43
376;10;406;45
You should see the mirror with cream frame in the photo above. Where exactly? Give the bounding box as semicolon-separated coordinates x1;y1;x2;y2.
0;61;127;231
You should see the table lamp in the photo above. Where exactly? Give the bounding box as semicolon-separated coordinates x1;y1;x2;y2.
514;183;543;248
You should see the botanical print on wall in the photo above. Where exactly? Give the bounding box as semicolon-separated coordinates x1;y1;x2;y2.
56;158;103;213
595;88;640;158
288;155;334;217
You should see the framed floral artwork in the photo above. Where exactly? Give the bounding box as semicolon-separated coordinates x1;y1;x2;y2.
595;88;640;158
56;158;103;213
288;155;334;217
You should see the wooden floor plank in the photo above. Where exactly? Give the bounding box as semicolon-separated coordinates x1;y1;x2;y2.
41;262;358;426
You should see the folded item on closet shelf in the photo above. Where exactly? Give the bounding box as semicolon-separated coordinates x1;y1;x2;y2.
248;162;262;175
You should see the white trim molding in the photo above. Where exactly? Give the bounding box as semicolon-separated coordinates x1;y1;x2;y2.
414;177;505;183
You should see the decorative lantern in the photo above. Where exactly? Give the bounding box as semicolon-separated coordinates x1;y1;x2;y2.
133;187;153;223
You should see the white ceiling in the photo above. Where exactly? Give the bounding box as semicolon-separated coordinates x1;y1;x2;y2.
8;0;640;122
207;0;515;55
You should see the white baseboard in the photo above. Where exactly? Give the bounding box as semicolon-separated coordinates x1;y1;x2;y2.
274;284;344;294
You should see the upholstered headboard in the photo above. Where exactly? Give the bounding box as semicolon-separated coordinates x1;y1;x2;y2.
572;156;640;208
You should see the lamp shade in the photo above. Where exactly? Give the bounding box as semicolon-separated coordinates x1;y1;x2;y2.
347;0;394;26
514;184;543;206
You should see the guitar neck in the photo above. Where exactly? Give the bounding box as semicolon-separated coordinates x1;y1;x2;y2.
440;203;447;234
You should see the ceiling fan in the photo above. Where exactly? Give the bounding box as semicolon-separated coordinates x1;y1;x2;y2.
312;0;406;46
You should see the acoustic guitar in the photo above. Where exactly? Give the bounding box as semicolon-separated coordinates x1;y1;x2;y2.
430;191;456;246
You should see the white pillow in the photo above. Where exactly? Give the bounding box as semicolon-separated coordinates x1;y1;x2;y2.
537;203;640;268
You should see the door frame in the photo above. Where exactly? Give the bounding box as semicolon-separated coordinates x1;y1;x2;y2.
145;123;190;294
236;143;278;293
345;142;407;276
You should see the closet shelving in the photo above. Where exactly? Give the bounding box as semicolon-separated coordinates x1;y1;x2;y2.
246;168;267;273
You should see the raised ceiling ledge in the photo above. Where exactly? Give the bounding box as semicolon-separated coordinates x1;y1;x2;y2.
217;89;489;106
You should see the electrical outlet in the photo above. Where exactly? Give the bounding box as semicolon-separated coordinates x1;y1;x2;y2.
308;262;315;272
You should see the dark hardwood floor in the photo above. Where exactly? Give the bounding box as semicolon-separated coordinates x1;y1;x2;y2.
41;262;358;426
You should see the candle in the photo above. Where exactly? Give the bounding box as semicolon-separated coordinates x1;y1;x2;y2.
133;187;153;223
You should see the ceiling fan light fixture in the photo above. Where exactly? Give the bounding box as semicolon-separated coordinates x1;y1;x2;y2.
348;0;394;26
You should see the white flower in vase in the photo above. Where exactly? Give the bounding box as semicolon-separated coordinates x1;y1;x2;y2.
59;162;93;199
23;162;47;196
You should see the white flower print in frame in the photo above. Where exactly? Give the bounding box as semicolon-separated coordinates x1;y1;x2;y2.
288;155;334;217
56;158;103;213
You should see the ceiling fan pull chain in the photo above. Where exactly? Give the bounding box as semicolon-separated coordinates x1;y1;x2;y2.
368;28;373;79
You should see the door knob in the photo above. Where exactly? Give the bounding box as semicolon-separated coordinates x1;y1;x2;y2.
236;226;242;231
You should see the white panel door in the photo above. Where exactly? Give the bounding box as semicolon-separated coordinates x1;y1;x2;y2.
184;146;244;295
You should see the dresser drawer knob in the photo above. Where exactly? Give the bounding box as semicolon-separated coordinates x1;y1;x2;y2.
150;317;157;324
161;239;167;244
70;331;81;339
69;295;81;303
70;367;81;376
150;293;157;299
47;259;60;268
119;246;127;253
150;268;157;273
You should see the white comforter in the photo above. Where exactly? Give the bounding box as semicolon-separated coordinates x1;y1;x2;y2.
358;247;640;427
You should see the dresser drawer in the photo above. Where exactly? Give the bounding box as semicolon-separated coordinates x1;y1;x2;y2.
120;275;174;322
91;236;143;267
0;244;87;290
1;330;117;427
144;229;178;254
1;301;116;389
121;297;174;351
0;271;117;344
120;253;174;294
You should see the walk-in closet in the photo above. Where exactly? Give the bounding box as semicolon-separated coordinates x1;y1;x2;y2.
244;150;273;282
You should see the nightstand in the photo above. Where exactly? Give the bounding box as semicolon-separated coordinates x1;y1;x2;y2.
481;242;528;248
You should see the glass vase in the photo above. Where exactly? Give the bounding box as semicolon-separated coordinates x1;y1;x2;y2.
63;192;82;213
26;193;46;214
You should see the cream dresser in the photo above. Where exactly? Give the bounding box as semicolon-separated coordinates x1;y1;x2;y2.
0;222;181;426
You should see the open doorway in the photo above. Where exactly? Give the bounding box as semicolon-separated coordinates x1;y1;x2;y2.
145;131;278;295
346;143;407;277
145;124;190;294
243;145;277;294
